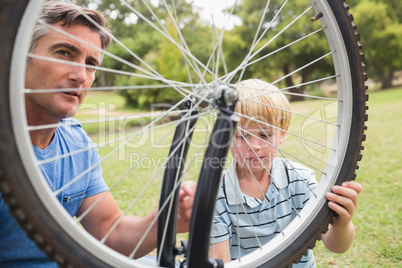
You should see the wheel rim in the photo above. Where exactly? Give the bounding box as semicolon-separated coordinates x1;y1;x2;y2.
6;0;366;267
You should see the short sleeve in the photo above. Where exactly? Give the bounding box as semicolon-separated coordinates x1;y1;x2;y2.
85;148;108;198
302;168;318;205
211;180;232;244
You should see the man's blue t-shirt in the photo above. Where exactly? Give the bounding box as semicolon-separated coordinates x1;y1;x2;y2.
0;118;108;267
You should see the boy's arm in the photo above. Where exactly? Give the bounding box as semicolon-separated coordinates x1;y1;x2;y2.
321;181;362;253
210;240;231;263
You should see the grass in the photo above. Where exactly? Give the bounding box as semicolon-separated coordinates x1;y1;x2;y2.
77;88;401;266
75;91;152;135
313;88;402;267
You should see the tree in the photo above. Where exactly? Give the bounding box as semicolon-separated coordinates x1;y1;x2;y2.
352;0;402;89
92;0;213;108
222;0;333;101
121;18;191;108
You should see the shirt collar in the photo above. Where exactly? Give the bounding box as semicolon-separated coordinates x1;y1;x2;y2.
223;158;290;207
270;158;290;189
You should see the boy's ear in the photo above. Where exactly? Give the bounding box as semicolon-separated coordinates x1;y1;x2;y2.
279;127;288;144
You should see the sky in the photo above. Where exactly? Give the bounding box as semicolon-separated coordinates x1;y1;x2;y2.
190;0;240;29
92;0;241;30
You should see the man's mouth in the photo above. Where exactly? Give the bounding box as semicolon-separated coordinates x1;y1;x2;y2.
64;91;79;97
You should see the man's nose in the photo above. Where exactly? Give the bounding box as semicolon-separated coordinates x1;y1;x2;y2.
68;64;88;85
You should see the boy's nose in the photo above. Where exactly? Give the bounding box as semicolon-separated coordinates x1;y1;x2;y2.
249;138;262;150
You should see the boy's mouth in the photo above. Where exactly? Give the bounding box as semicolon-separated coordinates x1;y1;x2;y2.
247;157;263;162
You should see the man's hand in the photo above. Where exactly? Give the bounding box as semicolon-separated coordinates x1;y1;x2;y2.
177;180;197;233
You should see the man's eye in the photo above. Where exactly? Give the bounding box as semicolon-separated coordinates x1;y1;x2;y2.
56;50;69;56
86;62;98;73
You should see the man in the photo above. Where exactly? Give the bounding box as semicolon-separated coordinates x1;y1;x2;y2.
0;1;195;266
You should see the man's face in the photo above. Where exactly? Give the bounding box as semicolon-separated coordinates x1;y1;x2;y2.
25;21;102;123
231;124;286;173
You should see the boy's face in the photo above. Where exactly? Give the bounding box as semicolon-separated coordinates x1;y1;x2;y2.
231;123;286;173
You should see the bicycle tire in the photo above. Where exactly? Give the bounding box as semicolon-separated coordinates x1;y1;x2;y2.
0;0;367;267
202;1;367;267
0;1;112;267
205;1;367;267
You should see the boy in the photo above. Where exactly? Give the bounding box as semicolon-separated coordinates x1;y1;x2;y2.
210;79;362;267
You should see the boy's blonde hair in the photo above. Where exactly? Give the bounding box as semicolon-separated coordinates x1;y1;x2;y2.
234;79;291;132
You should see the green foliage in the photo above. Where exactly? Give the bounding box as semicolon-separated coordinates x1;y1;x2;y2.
88;0;401;106
223;0;333;100
92;0;216;108
351;0;402;89
123;19;190;108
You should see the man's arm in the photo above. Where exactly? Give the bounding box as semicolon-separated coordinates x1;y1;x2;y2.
77;181;197;259
77;191;158;258
321;181;362;253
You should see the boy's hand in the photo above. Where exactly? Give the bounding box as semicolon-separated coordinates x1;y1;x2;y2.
326;181;362;229
322;181;362;253
177;180;197;233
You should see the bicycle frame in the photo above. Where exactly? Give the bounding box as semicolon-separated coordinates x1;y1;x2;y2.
157;87;239;268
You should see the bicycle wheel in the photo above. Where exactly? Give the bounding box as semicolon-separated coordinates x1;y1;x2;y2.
0;0;367;267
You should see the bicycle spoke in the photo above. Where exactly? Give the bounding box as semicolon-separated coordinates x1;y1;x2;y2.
0;0;367;267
